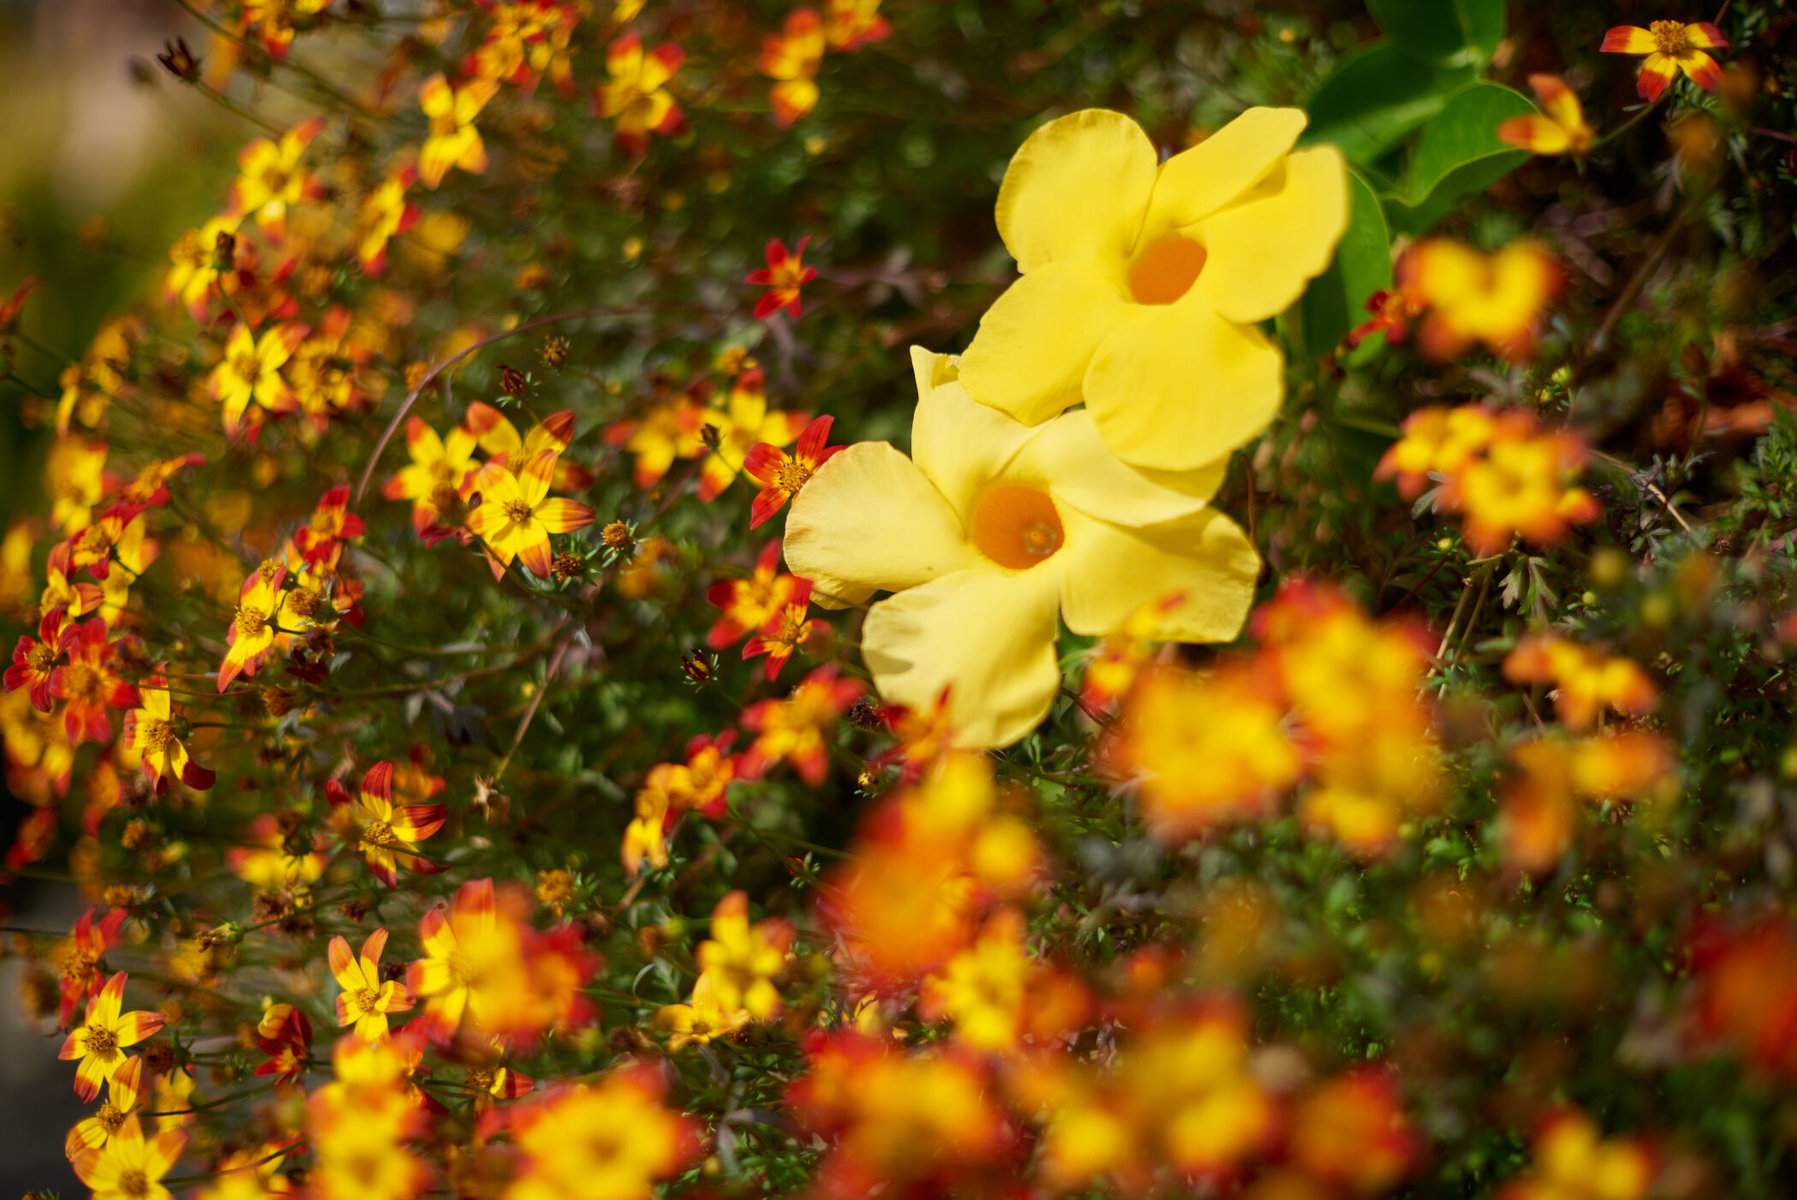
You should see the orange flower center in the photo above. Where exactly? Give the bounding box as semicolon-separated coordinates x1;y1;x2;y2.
98;1101;126;1132
140;718;175;754
1650;20;1690;56
229;349;261;382
1128;232;1208;305
503;498;536;523
362;818;398;847
84;1025;119;1057
117;1169;150;1199
352;986;381;1013
64;661;100;700
970;483;1064;570
25;643;56;672
774;458;814;494
234;605;270;640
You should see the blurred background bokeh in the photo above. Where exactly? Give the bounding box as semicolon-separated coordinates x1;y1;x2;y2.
1;1;230;1189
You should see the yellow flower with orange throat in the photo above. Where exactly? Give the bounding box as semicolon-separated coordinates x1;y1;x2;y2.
782;347;1259;749
957;107;1346;472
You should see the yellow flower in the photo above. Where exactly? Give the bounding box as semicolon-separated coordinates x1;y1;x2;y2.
71;1114;186;1200
466;450;596;578
597;33;684;156
328;928;415;1041
231;118;324;238
783;348;1259;748
958;108;1346;472
694;890;793;1020
1498;75;1595;158
210;322;309;438
655;973;750;1051
59;970;166;1102
419;73;499;188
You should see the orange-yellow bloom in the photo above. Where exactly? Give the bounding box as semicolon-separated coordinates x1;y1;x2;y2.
125;667;215;794
218;563;287;692
1497;1109;1654;1200
231;118;326;238
696;369;809;501
1504;635;1658;730
384;416;480;536
743;413;841;528
211;322;309;437
503;1066;698;1200
357;166;421;276
1498;75;1595;157
419;73;499;188
740;664;863;785
59;971;166;1102
466;450;596;578
596;33;684;156
824;0;890;50
695;890;794;1020
1602;20;1728;102
656;973;750;1051
760;9;825;126
1397;238;1562;362
326;760;447;887
328;928;415;1041
65;1056;144;1160
72;1113;186;1200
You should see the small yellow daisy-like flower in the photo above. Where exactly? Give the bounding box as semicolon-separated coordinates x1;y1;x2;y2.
58;971;166;1102
328;928;415;1042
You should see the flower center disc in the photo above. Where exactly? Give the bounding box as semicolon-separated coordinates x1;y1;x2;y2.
971;484;1064;570
1127;233;1208;305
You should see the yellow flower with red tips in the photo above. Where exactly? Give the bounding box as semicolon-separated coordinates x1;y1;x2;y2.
326;760;448;887
55;907;128;1030
253;1003;313;1086
740;663;864;785
958;106;1346;472
241;0;328;60
1499;75;1595;158
1504;635;1658;731
72;1113;186;1200
218;563;288;692
824;0;890;50
408;876;512;1041
919;907;1089;1051
468;1;581;98
1497;1109;1654;1200
784;348;1256;748
59;970;166;1102
743;580;821;680
307;1036;430;1200
596;33;685;156
1288;1068;1421;1194
292;485;366;567
384;416;481;536
1501;731;1674;873
605;391;706;489
747;236;820;320
466;450;597;578
125;667;215;794
357;166;421;276
696;890;795;1020
1395;238;1562;362
462;401;586;493
502;1065;698;1200
6;604;69;712
231;118;326;238
65;1056;143;1160
697;369;809;502
760;9;825;126
164;215;244;321
656;972;749;1051
707;538;805;647
1602;19;1728;102
744;413;842;529
211;322;309;437
419;73;500;188
51;617;140;746
328;928;415;1041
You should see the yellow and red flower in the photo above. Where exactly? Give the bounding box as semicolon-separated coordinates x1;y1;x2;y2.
254;1003;313;1085
420;73;500;188
1503;635;1658;731
697;369;810;502
328;928;416;1041
384;416;481;537
1497;1109;1654;1200
696;890;795;1020
51;618;140;746
761;9;825;126
1396;238;1562;362
824;0;891;50
59;970;166;1102
744;414;842;529
743;579;822;680
6;605;70;712
326;760;447;887
501;1065;698;1200
124;667;215;794
211;322;309;438
357;166;421;276
230;118;326;239
71;1113;186;1200
1498;74;1595;158
218;563;288;692
466;450;597;578
55;907;128;1030
708;539;807;646
65;1056;144;1161
1602;19;1729;102
748;236;820;320
292;485;367;566
595;33;684;156
740;663;863;784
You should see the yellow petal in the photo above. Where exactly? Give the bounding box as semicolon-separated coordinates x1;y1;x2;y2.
1058;507;1258;640
1084;306;1282;472
784;442;978;609
957;262;1133;427
1008;410;1224;527
1141;107;1309;236
995;109;1156;274
910;347;1039;514
1193;146;1348;324
862;566;1063;749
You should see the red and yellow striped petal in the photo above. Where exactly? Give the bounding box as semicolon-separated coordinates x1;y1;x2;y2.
1600;25;1656;54
114;1010;166;1048
1678;50;1722;93
394;802;447;843
1636;54;1678;102
535;498;595;534
1685;22;1728;49
1497;115;1572;156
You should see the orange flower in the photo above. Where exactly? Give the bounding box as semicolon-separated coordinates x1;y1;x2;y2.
656;973;749;1051
1497;1110;1653;1200
357;166;421;276
6;604;69;712
1602;19;1728;102
59;971;166;1102
502;1065;698;1200
696;369;809;502
1504;635;1658;730
824;0;890;50
466;450;596;578
326;760;447;887
292;485;366;567
708;540;805;646
55;907;127;1030
124;667;215;794
51;617;140;746
218;563;288;692
596;33;684;156
1398;238;1562;362
1498;75;1595;158
230;118;326;238
740;664;863;785
419;73;499;187
743;413;842;528
604;391;705;490
743;579;821;680
760;9;825;126
747;235;819;320
383;416;480;537
409;876;506;1041
1288;1068;1420;1194
328;928;415;1041
696;890;795;1020
65;1056;144;1160
71;1113;186;1200
210;322;309;437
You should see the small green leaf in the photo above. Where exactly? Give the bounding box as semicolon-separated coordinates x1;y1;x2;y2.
1301;41;1477;169
1386;81;1533;233
1366;0;1505;68
1290;168;1392;358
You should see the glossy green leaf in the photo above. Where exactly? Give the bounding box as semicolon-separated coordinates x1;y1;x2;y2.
1289;169;1392;360
1366;0;1505;67
1300;41;1476;169
1386;81;1532;233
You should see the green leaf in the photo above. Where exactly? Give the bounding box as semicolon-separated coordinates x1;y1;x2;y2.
1386;81;1533;234
1366;0;1504;68
1300;41;1477;168
1290;168;1392;359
